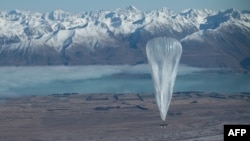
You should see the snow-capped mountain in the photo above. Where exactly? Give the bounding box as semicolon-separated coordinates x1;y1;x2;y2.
0;6;250;69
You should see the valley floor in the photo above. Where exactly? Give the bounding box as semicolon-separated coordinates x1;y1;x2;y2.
0;92;249;141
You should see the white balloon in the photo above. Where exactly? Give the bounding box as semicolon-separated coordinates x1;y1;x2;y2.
146;37;182;121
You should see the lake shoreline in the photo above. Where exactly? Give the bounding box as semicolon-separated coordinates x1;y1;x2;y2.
0;92;249;141
1;65;250;96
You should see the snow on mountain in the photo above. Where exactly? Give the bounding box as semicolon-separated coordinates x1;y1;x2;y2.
0;6;250;69
182;8;250;42
0;6;202;50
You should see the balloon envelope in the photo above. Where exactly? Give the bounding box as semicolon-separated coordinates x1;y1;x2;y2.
146;37;182;121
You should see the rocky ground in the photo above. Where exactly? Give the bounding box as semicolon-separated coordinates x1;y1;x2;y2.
0;92;249;141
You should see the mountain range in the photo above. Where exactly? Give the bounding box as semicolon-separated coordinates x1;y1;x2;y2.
0;6;250;70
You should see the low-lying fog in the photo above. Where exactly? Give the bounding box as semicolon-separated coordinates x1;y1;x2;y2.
0;64;249;97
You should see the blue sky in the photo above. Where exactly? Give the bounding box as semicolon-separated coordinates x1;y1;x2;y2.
0;0;249;13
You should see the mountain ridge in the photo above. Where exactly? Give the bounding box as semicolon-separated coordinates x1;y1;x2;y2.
0;6;250;70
